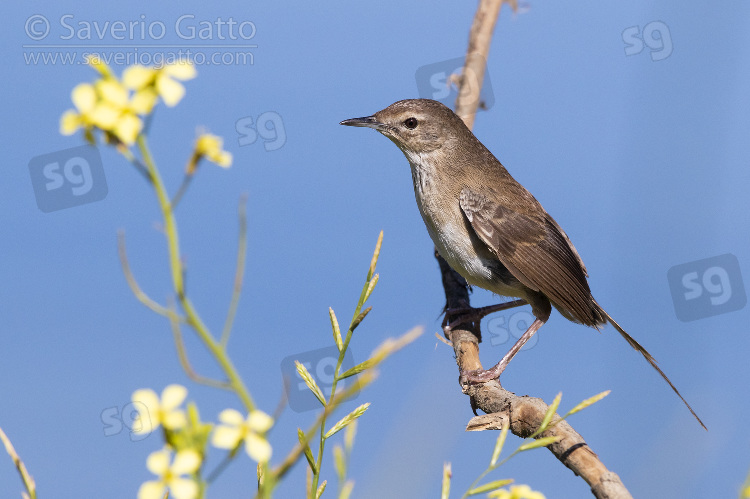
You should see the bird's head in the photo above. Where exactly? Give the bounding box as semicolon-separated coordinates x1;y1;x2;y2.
340;99;468;156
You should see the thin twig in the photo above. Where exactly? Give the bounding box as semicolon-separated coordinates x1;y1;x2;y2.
170;173;194;210
206;441;243;484
269;371;377;489
310;231;382;495
166;299;233;390
221;194;249;347
454;0;510;129
118;145;153;183
117;230;179;320
0;426;36;499
137;134;256;412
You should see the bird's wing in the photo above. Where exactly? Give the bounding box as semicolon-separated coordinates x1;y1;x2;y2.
459;186;596;325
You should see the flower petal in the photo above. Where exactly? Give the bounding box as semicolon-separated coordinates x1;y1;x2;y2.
161;384;188;410
156;75;185;107
169;477;199;499
114;113;143;145
217;408;244;425
212;425;243;449
138;480;167;499
132;389;160;410
123;65;156;90
87;55;113;78
71;83;97;114
130;89;158;114
245;433;272;463
162;410;187;430
172;449;201;475
60;110;81;135
248;411;273;432
163;62;196;81
214;151;232;168
132;389;160;433
89;102;121;129
96;79;129;107
145;449;171;475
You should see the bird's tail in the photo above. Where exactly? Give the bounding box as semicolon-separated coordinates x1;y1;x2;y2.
604;311;707;430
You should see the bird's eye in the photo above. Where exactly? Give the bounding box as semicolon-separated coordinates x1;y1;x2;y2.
403;117;418;129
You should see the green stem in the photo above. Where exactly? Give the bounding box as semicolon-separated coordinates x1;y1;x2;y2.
136;135;184;296
134;135;255;413
310;267;372;495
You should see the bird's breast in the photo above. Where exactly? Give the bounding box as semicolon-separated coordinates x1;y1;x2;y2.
407;158;522;298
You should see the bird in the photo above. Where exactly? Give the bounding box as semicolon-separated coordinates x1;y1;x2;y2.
340;98;705;429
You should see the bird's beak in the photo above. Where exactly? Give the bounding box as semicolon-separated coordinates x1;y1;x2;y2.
339;115;386;130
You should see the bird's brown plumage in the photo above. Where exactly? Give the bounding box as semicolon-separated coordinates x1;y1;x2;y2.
341;98;706;429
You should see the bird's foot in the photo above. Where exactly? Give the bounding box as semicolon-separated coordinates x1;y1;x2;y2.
442;299;527;333
459;362;508;386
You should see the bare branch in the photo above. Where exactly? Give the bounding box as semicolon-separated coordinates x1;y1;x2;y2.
454;0;509;128
437;2;635;497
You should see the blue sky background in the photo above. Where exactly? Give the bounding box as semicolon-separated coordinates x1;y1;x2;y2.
3;1;750;498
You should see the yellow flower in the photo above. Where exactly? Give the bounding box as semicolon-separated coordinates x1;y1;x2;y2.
60;78;143;145
123;61;196;109
194;133;232;169
488;484;545;499
138;448;200;499
61;60;194;144
112;113;143;146
211;409;273;463
132;385;188;435
59;83;96;135
86;54;114;79
129;87;159;115
157;62;196;107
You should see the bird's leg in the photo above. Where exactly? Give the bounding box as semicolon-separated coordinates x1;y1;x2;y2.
442;299;527;331
460;316;546;383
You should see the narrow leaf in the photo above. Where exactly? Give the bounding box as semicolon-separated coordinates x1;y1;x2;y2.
344;420;357;454
295;361;326;406
298;428;317;474
333;445;346;483
315;480;327;499
325;404;370;439
440;462;451;499
490;421;509;466
367;231;383;281
530;392;561;438
563;390;611;418
330;308;343;351
518;436;560;452
467;478;514;495
338;359;374;380
363;274;379;303
350;307;372;332
339;480;354;499
339;326;425;380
